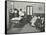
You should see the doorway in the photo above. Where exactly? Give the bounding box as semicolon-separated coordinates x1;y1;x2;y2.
26;6;33;15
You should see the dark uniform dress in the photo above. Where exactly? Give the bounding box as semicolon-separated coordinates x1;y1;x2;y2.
19;15;32;28
8;9;19;30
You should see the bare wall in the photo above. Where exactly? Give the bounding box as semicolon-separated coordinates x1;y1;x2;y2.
13;2;45;14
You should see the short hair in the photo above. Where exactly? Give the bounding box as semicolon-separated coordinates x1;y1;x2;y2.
20;9;22;11
14;8;19;12
14;9;17;11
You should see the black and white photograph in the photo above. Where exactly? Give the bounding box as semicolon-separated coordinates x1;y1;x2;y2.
5;0;45;34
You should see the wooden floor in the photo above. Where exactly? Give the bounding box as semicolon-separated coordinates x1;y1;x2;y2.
7;23;40;34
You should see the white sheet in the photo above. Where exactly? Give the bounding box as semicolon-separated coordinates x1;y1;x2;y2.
11;17;22;20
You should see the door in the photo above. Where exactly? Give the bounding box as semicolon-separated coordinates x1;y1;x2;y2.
26;6;33;15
